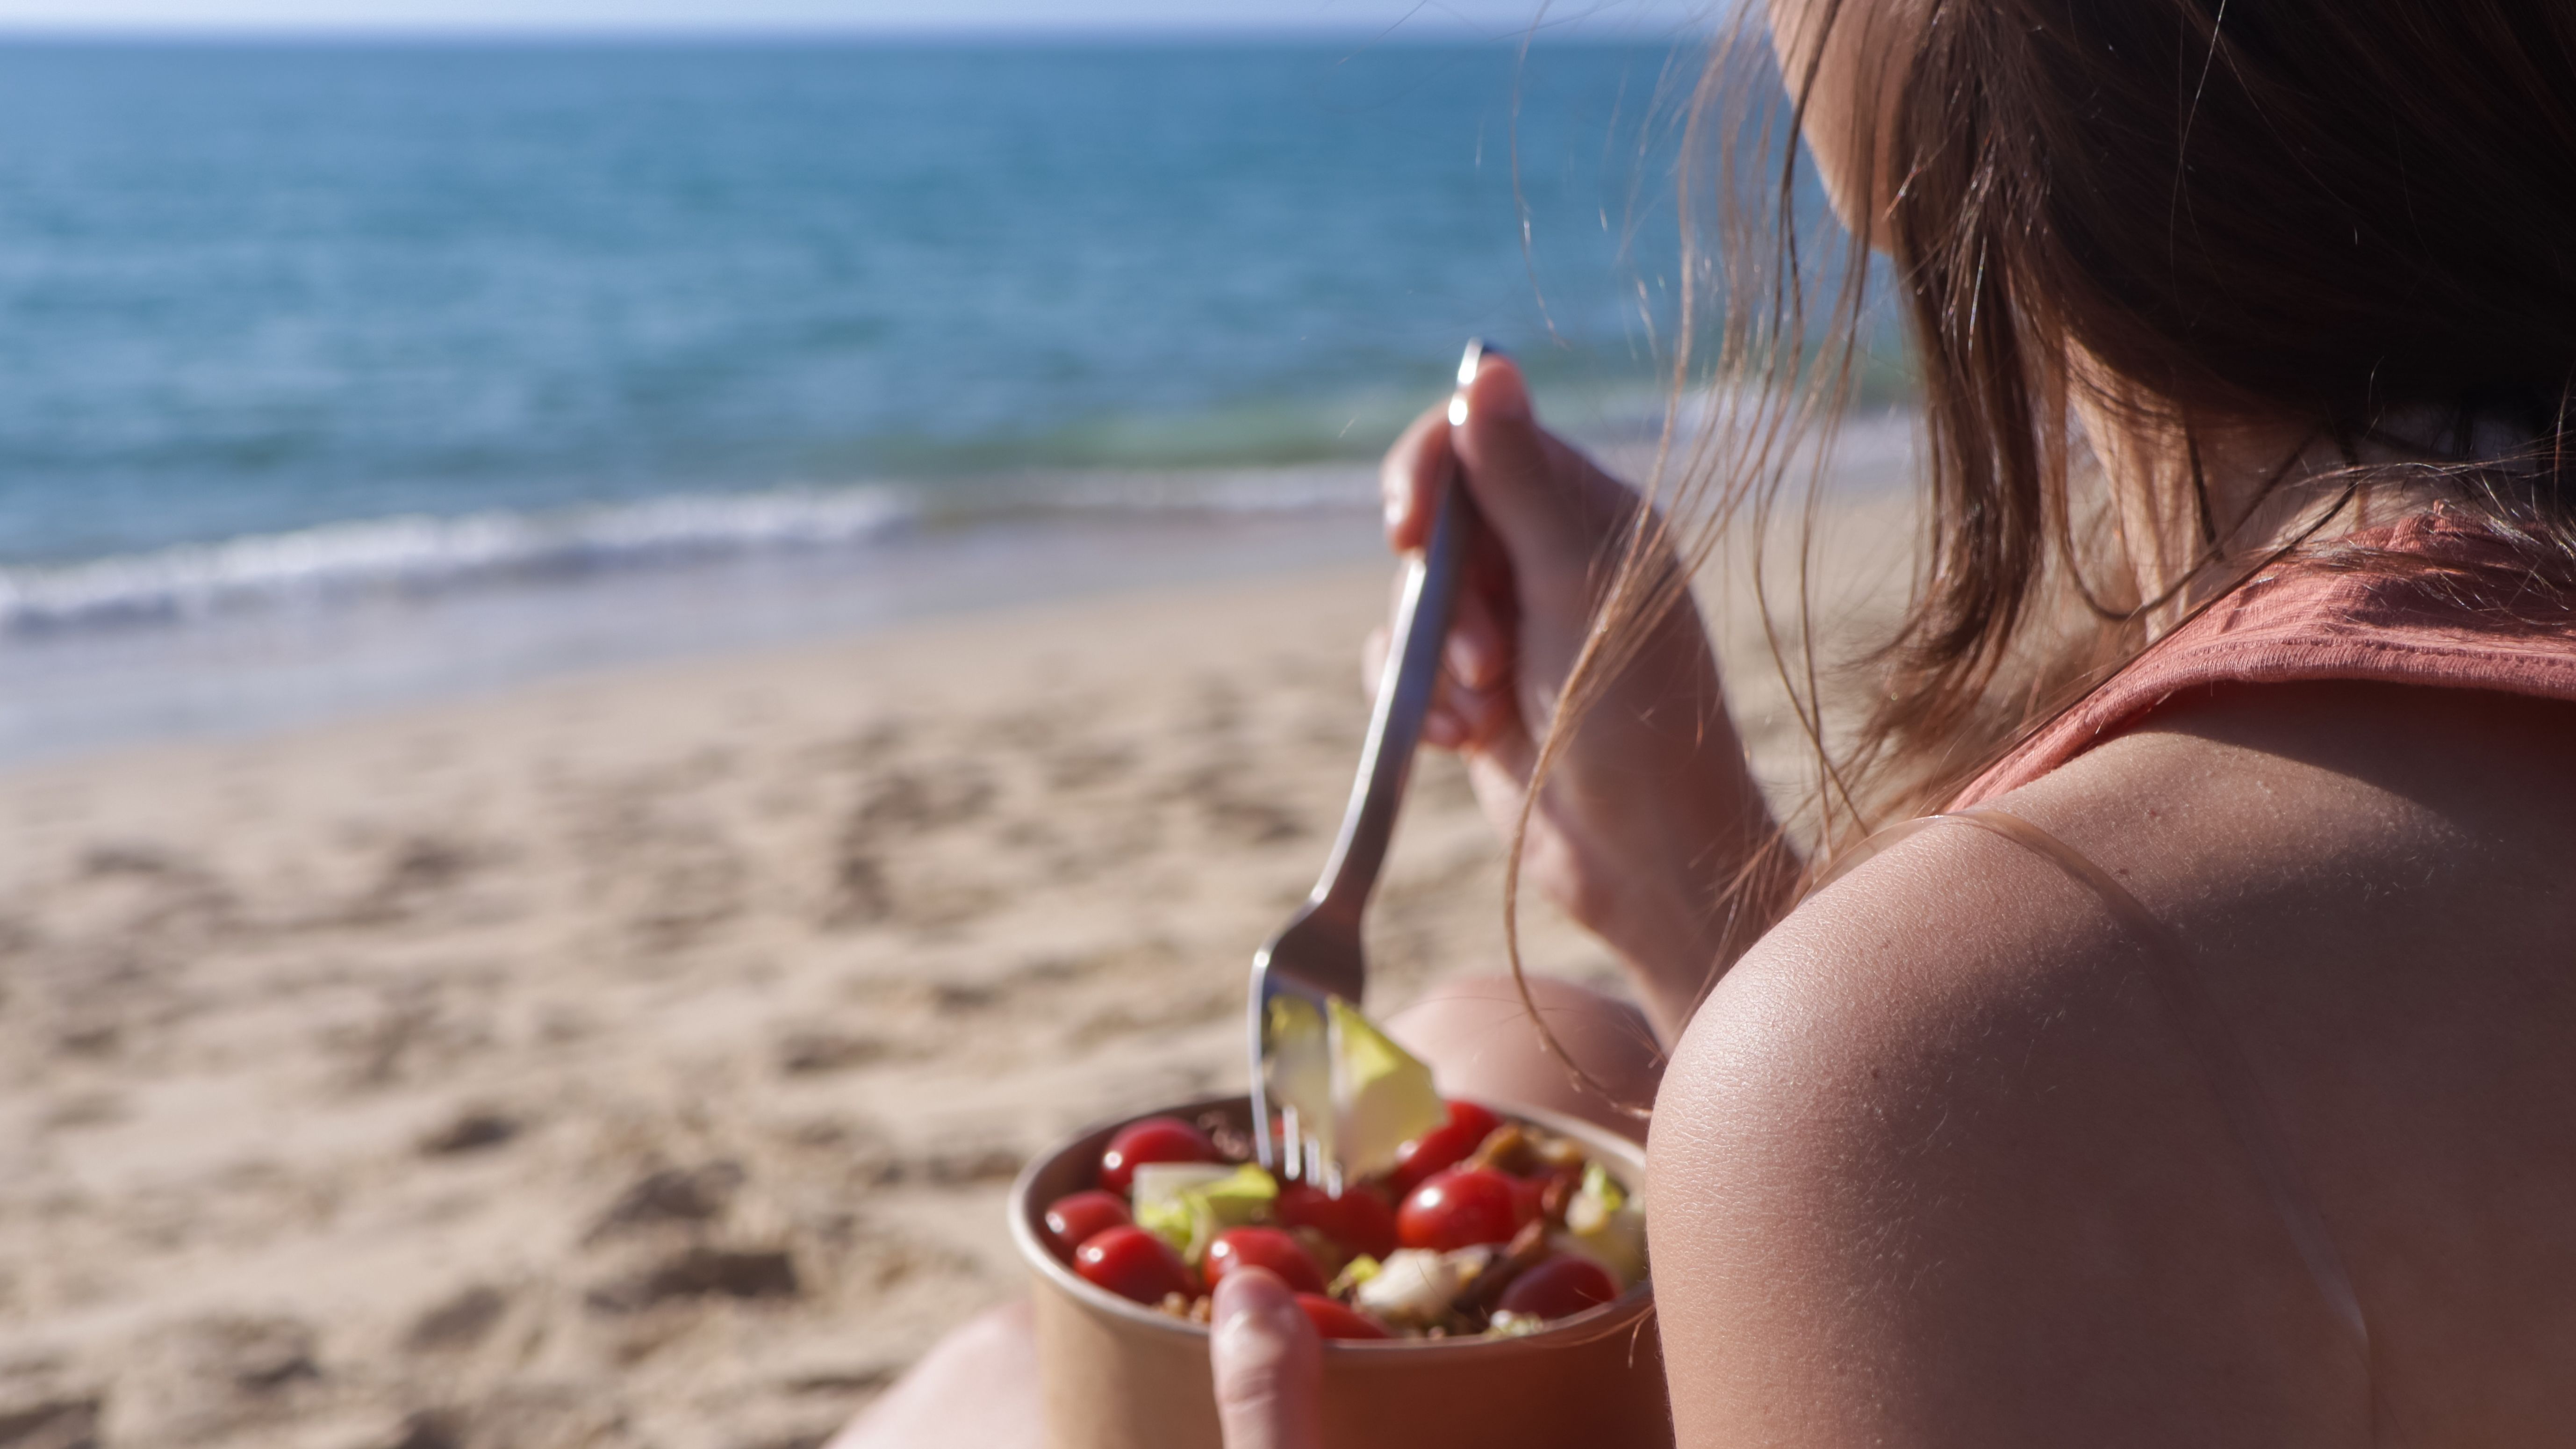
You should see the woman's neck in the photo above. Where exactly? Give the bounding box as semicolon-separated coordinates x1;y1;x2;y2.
2075;400;2441;635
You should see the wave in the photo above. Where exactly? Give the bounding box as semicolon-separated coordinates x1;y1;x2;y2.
0;407;1916;639
0;465;1384;636
1012;462;1376;516
0;487;922;634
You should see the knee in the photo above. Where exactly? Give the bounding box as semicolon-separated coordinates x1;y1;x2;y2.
828;1298;1040;1449
1384;974;1664;1143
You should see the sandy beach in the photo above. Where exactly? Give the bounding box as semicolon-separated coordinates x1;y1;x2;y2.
0;474;1911;1449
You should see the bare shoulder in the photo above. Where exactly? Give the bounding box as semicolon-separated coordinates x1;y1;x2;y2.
1646;807;2368;1446
1645;681;2576;1447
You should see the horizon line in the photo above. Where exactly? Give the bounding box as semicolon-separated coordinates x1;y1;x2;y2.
0;14;1719;43
0;29;1708;49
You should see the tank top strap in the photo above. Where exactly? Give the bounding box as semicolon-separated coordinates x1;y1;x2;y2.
1955;508;2576;809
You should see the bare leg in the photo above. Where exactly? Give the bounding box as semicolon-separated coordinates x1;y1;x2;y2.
830;973;1657;1446
1384;973;1664;1142
825;1299;1042;1449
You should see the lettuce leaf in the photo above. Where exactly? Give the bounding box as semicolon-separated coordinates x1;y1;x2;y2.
1133;1162;1276;1265
1555;1162;1646;1287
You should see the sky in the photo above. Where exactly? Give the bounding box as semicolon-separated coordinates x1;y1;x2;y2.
0;0;1718;37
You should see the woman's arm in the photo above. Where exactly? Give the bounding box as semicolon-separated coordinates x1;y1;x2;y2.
1378;356;1795;1040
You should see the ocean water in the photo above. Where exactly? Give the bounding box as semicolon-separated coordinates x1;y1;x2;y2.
0;37;1740;759
0;42;1707;606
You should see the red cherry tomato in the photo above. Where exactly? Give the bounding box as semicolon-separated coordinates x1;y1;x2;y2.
1073;1226;1198;1305
1204;1227;1327;1295
1294;1293;1391;1341
1389;1099;1502;1197
1397;1168;1531;1252
1098;1116;1220;1194
1042;1190;1133;1260
1275;1182;1399;1262
1496;1254;1618;1320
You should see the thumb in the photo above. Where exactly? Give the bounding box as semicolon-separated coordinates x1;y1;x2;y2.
1450;353;1627;579
1210;1269;1323;1449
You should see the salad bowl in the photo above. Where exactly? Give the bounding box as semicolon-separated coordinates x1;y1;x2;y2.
1008;1093;1672;1449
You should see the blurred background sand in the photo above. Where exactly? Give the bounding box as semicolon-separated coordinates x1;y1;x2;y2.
0;474;1915;1448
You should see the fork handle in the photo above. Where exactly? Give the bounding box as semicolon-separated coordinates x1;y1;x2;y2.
1307;451;1477;922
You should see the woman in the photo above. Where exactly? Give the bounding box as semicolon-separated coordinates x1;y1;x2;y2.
850;0;2576;1442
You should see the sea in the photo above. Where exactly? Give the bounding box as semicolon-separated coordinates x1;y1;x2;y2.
0;36;1734;764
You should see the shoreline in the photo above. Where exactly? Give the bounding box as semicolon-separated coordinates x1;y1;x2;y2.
0;503;1389;772
0;407;1919;775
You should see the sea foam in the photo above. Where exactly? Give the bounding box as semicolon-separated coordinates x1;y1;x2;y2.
0;465;1389;636
0;486;918;634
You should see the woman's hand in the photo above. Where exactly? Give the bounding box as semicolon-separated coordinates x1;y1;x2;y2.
1375;354;1789;1040
836;1272;1327;1449
1210;1269;1322;1449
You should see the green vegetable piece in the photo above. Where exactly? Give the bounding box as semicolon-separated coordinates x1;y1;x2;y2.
1133;1162;1235;1259
1325;1253;1382;1298
1134;1162;1277;1265
1198;1163;1278;1220
1557;1161;1647;1288
1576;1161;1625;1218
1326;996;1444;1179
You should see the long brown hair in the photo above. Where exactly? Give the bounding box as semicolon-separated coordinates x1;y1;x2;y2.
1505;0;2576;1072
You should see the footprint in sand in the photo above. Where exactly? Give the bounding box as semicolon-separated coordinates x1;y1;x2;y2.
582;1245;799;1315
403;1284;510;1354
415;1107;522;1157
116;1313;321;1442
585;1161;745;1242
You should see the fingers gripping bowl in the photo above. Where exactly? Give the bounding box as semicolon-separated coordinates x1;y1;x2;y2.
1010;1094;1672;1449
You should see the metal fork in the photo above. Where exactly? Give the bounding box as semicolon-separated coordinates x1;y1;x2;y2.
1248;338;1487;1191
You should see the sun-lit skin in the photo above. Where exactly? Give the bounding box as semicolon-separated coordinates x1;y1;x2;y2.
1763;0;1920;233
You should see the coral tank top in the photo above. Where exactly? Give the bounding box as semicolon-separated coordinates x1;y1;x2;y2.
1954;506;2576;808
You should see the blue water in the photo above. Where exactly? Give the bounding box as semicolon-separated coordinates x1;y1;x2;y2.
0;38;1709;631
